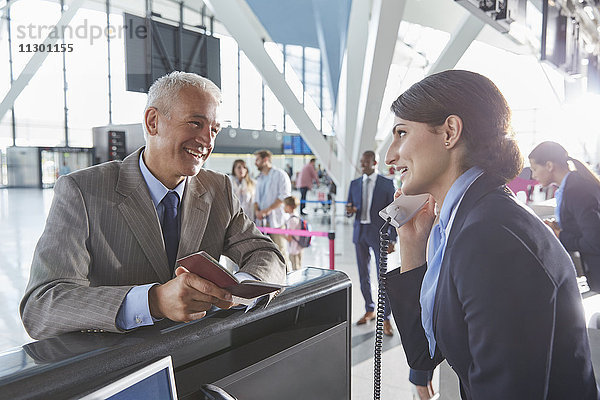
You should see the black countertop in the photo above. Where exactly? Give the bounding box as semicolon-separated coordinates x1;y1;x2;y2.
0;267;351;400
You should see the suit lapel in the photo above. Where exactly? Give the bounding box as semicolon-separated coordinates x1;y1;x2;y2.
177;172;210;263
431;173;506;327
358;177;363;210
116;148;172;283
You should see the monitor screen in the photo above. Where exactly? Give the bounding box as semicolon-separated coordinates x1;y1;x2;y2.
80;356;178;400
124;13;221;93
287;135;313;155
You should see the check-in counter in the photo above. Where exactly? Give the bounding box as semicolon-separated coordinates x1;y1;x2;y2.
0;268;351;400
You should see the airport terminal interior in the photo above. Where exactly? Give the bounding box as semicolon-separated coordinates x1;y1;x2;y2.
1;0;600;399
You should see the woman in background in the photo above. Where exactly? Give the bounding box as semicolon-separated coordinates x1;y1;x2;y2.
384;70;597;399
529;141;600;292
230;159;256;220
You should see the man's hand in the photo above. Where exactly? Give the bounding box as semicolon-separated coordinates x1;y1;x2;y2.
256;209;268;220
346;202;357;216
148;266;234;322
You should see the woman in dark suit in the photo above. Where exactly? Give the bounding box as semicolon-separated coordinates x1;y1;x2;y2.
383;70;598;399
529;141;600;292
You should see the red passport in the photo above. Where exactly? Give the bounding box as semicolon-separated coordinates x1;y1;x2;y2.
176;251;285;303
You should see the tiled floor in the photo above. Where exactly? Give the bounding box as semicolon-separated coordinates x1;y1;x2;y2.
0;188;427;399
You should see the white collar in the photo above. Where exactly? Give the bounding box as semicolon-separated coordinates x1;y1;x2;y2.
363;171;378;181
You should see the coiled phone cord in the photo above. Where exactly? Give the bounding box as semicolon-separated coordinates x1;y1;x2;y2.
374;217;391;400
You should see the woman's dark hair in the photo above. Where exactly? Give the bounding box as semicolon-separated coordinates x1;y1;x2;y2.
529;141;600;186
390;70;523;183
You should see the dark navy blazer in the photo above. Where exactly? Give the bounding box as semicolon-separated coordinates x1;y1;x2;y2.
386;173;598;400
558;172;600;292
346;174;397;243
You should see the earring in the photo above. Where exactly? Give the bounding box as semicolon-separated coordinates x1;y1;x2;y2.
444;142;450;146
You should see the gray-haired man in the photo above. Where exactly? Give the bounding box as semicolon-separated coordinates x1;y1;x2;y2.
21;71;286;339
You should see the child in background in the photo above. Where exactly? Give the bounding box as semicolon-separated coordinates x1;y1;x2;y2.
283;196;303;271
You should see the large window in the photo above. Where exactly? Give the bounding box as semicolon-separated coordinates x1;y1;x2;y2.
65;6;110;147
0;0;336;155
239;51;262;130
11;0;64;147
219;34;239;128
108;12;147;126
0;11;12;149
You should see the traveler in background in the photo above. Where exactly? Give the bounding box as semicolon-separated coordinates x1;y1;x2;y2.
230;159;256;220
346;150;397;336
529;141;600;292
385;70;597;399
254;149;292;267
283;196;304;271
297;158;319;215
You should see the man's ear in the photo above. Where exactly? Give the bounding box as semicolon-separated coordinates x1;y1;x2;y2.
546;161;555;172
144;107;159;136
443;115;463;149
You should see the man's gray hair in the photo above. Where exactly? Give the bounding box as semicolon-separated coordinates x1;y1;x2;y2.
143;71;221;139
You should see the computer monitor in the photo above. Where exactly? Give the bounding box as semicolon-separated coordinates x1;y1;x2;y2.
80;356;178;400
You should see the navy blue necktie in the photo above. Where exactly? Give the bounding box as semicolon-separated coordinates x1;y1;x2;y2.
161;191;180;271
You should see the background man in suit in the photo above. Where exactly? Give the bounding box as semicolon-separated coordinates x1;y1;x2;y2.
20;71;286;339
346;151;397;336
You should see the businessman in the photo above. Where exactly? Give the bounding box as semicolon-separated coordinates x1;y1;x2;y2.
21;71;286;339
346;151;397;335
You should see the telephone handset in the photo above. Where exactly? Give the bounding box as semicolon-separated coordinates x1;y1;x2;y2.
378;193;430;228
373;193;430;400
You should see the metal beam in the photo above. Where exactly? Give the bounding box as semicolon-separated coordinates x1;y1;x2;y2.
352;0;406;179
334;0;370;200
0;0;20;14
0;0;85;123
376;113;394;168
204;0;341;184
427;11;484;75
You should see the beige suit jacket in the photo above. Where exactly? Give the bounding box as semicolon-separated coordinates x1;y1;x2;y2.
21;148;285;339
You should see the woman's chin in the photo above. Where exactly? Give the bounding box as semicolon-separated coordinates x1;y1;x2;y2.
400;184;426;197
400;183;415;196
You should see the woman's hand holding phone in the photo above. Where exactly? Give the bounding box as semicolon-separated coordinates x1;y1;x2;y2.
543;217;561;237
394;189;436;273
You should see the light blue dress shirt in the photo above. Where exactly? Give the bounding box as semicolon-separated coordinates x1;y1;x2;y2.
256;167;291;228
554;172;571;228
420;167;483;357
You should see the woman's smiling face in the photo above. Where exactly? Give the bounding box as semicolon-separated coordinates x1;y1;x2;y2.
385;116;451;197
